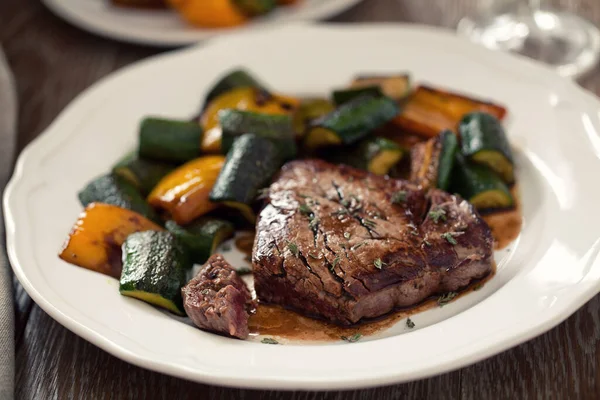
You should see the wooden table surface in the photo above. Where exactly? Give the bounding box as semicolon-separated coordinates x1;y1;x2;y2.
3;0;600;398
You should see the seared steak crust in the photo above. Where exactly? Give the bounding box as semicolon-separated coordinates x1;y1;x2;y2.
182;254;253;339
253;160;493;325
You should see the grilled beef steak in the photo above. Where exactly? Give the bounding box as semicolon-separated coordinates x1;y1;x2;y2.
253;160;493;325
182;254;253;339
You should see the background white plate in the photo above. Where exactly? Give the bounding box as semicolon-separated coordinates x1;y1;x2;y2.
42;0;363;46
5;25;600;390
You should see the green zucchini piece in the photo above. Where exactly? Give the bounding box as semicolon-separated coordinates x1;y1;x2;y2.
328;137;403;175
411;130;458;190
78;174;159;223
332;86;382;105
210;134;282;222
293;98;336;137
304;95;400;150
113;151;176;195
218;109;297;160
119;231;191;315
165;218;234;264
459;112;514;184
138;117;203;163
351;74;411;102
233;0;276;16
203;69;264;110
451;155;514;210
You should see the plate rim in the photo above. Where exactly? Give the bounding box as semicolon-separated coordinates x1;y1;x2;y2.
41;0;364;47
5;24;600;390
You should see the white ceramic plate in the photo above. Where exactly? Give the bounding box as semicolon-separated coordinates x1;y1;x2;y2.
42;0;363;46
5;24;600;390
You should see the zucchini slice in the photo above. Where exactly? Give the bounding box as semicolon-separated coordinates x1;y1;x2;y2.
138;117;203;163
304;95;400;150
293;98;336;137
233;0;276;15
451;155;514;211
410;130;458;191
113;152;175;195
119;231;192;315
394;85;507;138
78;174;159;223
350;74;411;102
332;86;383;105
328;137;403;175
165;218;234;264
210;134;282;222
459;112;515;184
218;109;297;160
203;69;265;111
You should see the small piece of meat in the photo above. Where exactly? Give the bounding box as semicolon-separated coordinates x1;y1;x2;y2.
252;160;493;325
182;254;253;339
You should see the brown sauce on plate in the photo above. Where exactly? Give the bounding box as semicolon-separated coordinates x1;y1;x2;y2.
483;186;523;250
249;268;496;342
235;232;255;257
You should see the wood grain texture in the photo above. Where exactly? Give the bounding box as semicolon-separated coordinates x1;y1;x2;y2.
3;0;600;398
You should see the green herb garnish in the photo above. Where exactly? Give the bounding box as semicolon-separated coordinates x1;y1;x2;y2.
441;232;458;245
351;242;367;251
473;283;484;291
308;216;319;230
406;318;415;329
423;239;432;247
344;232;351;239
308;253;320;260
299;203;313;215
437;292;458;307
391;190;407;204
374;258;385;269
341;333;362;343
428;208;447;223
331;256;340;271
287;242;299;257
261;338;279;345
362;219;377;229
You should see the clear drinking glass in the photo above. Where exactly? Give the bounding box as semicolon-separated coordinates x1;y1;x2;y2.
457;0;600;78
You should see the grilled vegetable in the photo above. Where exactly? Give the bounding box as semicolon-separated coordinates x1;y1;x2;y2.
201;87;299;153
210;134;282;222
113;152;175;195
394;85;507;138
410;130;458;190
233;0;276;15
332;86;382;105
304;95;399;150
459;112;514;184
219;109;296;159
78;174;159;223
203;69;264;111
329;137;403;175
350;74;411;102
451;155;514;210
293;98;335;137
119;231;192;315
138;117;202;163
166;218;234;264
58;203;163;278
148;155;226;225
167;0;248;28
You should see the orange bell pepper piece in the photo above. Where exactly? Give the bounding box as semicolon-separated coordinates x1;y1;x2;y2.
148;155;226;224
